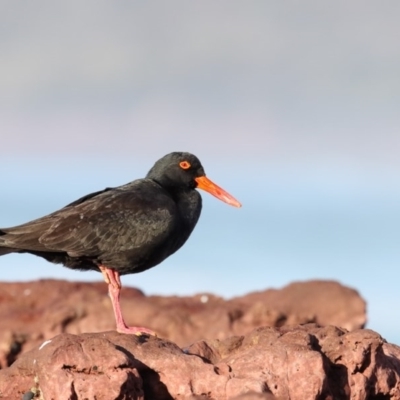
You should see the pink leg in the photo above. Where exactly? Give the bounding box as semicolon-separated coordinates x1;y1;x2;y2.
99;266;156;336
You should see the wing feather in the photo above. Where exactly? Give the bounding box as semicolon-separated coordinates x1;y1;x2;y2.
1;180;177;260
40;182;177;257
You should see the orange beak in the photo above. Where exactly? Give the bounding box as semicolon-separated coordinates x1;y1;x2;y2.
195;176;242;208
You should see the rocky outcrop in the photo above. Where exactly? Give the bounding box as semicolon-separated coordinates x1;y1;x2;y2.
0;279;386;399
0;324;399;399
0;279;366;369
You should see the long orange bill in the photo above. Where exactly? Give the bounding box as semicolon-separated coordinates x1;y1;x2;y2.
195;176;242;208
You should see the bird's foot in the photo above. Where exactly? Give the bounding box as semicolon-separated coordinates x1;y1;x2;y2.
117;325;157;336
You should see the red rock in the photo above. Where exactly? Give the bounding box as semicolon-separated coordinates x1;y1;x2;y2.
235;280;366;331
0;279;376;399
0;332;228;399
0;279;366;368
0;324;399;399
189;324;400;400
230;394;277;400
0;332;144;399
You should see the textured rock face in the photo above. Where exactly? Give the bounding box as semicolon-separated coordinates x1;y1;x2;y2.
0;279;383;399
237;280;366;331
0;279;366;368
0;325;399;400
2;333;144;400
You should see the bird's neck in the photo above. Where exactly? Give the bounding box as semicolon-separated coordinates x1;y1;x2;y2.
173;188;202;229
150;178;203;230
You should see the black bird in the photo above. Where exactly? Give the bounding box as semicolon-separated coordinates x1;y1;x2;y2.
0;152;241;335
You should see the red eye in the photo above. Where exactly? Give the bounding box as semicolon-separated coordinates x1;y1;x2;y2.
179;161;191;170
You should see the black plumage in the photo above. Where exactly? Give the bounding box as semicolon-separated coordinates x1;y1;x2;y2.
0;151;241;334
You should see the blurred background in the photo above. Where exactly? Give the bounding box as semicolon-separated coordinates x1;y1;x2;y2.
1;2;399;343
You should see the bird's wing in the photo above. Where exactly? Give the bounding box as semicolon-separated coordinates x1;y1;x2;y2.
1;182;177;257
0;186;114;252
0;188;112;250
62;187;114;207
0;217;58;251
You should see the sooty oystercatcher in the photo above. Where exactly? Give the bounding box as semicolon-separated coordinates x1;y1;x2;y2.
0;152;241;335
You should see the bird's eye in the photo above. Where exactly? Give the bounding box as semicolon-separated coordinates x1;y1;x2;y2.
179;161;191;170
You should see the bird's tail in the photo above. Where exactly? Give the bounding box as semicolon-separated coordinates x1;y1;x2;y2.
0;230;17;256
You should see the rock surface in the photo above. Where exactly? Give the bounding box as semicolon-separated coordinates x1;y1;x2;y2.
0;324;399;400
0;279;387;399
0;279;366;369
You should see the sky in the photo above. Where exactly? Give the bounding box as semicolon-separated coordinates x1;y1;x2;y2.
1;2;400;344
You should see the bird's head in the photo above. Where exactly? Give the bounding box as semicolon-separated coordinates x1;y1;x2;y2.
147;152;241;208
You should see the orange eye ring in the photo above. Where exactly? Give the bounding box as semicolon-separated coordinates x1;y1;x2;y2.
179;161;191;170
